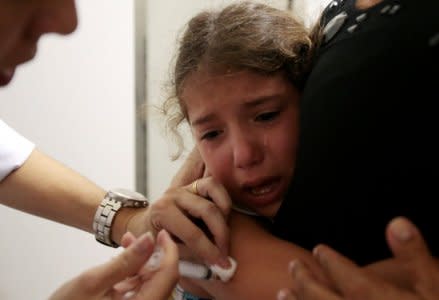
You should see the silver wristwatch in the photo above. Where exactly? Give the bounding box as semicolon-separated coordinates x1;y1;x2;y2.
93;188;149;247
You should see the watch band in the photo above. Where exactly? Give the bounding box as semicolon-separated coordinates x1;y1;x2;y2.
92;196;122;248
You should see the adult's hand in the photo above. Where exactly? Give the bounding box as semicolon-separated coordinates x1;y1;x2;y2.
124;148;232;268
277;216;439;300
49;230;179;300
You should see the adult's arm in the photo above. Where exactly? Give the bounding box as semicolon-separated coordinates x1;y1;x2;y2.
0;149;105;233
0;147;231;266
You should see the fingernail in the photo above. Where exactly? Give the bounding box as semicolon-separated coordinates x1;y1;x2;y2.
313;245;326;266
144;247;164;271
134;232;154;254
313;246;320;260
391;218;413;242
113;276;139;293
217;256;232;269
277;289;295;300
156;229;166;245
123;290;136;299
288;260;297;274
289;260;303;277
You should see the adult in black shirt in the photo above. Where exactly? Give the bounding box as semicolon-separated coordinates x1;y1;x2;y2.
273;0;438;265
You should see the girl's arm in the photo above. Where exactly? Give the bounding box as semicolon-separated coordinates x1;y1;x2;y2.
179;211;328;300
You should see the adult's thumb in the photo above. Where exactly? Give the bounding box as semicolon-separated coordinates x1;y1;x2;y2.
92;232;155;289
386;216;431;262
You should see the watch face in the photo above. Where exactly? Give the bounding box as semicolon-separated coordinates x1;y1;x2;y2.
110;188;147;201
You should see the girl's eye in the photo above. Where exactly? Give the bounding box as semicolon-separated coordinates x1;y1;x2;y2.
255;111;280;122
201;130;221;141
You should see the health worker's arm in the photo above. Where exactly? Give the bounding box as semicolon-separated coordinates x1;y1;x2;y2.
0;149;105;233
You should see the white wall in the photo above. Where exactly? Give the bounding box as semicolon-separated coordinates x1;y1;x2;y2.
0;1;134;299
291;0;332;28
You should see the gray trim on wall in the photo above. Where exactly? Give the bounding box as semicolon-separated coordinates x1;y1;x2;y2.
134;0;147;195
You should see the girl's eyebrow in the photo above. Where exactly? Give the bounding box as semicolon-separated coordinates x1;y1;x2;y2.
191;94;283;127
243;94;281;108
191;112;215;127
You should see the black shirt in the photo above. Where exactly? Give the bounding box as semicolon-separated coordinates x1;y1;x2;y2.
272;0;439;265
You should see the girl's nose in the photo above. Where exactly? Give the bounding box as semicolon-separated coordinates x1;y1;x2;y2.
232;133;264;170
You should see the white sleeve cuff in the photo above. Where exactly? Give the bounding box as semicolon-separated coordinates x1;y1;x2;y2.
0;120;35;182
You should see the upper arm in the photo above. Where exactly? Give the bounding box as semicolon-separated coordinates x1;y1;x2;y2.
182;212;326;300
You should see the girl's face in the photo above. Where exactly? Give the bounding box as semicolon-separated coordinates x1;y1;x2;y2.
0;0;77;86
183;68;299;217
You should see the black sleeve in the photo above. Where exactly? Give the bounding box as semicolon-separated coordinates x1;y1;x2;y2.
272;0;439;265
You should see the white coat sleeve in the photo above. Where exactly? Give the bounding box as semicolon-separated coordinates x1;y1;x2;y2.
0;119;35;182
